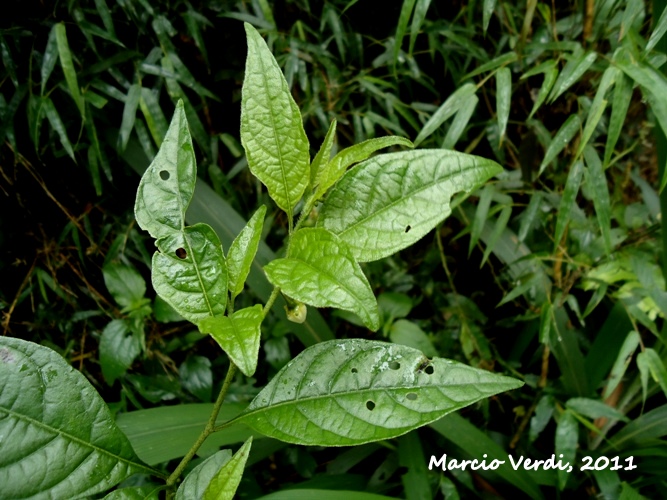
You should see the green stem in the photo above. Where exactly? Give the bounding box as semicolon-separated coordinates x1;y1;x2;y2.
262;286;281;319
165;361;238;492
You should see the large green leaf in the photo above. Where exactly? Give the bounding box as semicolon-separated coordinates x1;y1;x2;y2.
152;223;228;324
99;319;142;385
135;100;196;239
199;305;263;377
0;337;156;497
116;403;254;466
232;339;522;446
314;136;414;201
264;228;380;330
227;205;267;301
240;23;310;222
318;150;502;262
175;450;232;500
204;437;252;499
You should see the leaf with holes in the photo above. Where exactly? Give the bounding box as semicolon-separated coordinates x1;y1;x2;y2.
0;337;156;498
227;205;267;301
264;228;379;330
135;100;196;239
152;223;228;324
199;305;263;377
231;339;522;446
240;23;310;223
318;150;502;262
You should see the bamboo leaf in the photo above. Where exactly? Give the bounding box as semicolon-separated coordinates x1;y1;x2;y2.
548;50;597;103
528;64;558;119
55;23;84;117
555;410;578;490
408;0;432;56
118;83;142;152
495;67;511;146
604;71;632;168
394;0;417;65
483;0;497;33
43;97;76;162
413;83;476;146
41;25;59;95
554;160;584;251
583;147;612;255
539;115;580;176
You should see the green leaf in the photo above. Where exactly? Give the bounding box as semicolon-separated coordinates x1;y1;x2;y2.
116;403;253;466
180;355;213;402
199;305;263;377
257;491;397;500
577;66;617;160
603;330;640;399
0;337;155;497
175;450;232;500
394;0;417;65
638;348;667;398
555;410;578;490
441;93;478;150
118;83;142;152
319;150;502;262
104;485;163;499
548;50;597;103
463;51;517;80
203;437;252;500
227;205;267;300
234;339;522;446
389;319;437;357
41;25;59;95
528;64;558;119
241;23;310;224
554;160;584;250
539;115;580;176
55;23;84;117
583;147;613;255
310;119;337;190
314;136;414;201
565;397;629;422
481;205;511;267
517;191;542;242
604;404;667;452
647;3;667;52
140;87;169;148
43;97;76;162
413;84;476;146
483;0;496;33
152;223;228;324
135;100;196;239
408;0;432;56
100;319;142;385
264;228;379;330
103;263;147;308
398;432;431;500
604;71;632;168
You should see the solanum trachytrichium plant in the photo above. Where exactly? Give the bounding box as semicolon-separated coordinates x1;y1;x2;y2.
0;23;521;498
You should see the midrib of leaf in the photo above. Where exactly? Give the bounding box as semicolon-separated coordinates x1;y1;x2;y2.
280;256;374;321
257;52;293;223
334;158;485;238
0;407;159;477
182;233;215;316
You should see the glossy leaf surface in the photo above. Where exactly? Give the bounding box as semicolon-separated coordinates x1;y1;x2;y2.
234;339;522;446
204;437;253;499
135;100;196;239
240;23;309;220
318;150;502;262
310;119;337;190
175;450;232;500
314;136;414;200
227;205;267;300
199;305;263;377
152;223;228;324
0;337;154;498
264;228;379;330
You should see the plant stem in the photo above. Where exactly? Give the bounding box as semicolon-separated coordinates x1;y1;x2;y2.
165;360;238;492
262;286;281;319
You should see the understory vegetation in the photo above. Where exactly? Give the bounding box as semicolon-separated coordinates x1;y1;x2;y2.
2;0;667;498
